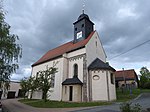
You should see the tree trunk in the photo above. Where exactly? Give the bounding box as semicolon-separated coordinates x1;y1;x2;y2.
43;91;47;102
30;90;33;99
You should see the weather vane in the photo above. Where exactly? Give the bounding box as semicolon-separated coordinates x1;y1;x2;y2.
82;0;85;14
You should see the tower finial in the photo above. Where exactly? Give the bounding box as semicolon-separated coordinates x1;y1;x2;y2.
82;0;85;14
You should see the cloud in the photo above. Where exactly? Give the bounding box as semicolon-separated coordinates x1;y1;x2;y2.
3;0;150;80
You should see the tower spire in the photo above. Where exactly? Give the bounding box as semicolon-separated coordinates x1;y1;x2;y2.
82;0;85;14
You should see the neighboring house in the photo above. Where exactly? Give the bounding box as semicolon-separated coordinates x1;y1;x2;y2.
0;81;21;99
115;69;139;88
31;12;116;102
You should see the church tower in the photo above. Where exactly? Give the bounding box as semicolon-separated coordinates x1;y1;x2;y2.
73;12;94;43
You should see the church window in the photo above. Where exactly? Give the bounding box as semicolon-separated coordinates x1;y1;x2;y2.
111;73;114;84
36;72;39;78
93;75;100;80
82;24;84;28
75;28;77;31
73;64;78;77
51;74;55;88
96;41;97;47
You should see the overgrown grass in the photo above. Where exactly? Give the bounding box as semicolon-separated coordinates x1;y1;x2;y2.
19;99;112;108
116;88;150;102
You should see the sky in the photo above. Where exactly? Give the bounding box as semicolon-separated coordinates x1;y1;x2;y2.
2;0;150;81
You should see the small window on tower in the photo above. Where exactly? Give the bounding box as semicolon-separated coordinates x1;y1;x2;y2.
111;73;114;84
75;28;77;31
96;41;97;47
82;24;84;28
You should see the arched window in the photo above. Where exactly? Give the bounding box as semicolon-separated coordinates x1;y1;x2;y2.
73;64;78;77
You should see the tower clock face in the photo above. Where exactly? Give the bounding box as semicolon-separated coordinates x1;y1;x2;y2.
77;31;82;39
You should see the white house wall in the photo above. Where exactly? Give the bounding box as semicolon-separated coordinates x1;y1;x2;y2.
32;58;63;101
62;85;82;102
91;70;108;101
9;82;21;97
67;48;85;82
86;31;106;66
67;48;86;58
108;71;116;101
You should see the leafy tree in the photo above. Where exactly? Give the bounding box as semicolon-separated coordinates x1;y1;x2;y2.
37;65;57;102
20;76;39;99
0;1;22;91
20;77;30;99
139;67;150;88
28;76;39;99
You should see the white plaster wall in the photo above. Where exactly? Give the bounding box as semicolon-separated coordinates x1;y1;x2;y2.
67;48;86;58
73;85;82;102
62;54;68;82
62;86;69;101
118;80;138;88
108;72;116;101
32;57;63;101
9;82;21;97
62;85;82;102
32;90;42;99
68;49;85;82
86;31;106;66
91;70;108;101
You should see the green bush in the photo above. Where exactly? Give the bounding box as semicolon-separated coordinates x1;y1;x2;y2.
144;82;150;89
120;102;142;112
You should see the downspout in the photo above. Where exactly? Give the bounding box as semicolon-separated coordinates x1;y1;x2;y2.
106;70;110;101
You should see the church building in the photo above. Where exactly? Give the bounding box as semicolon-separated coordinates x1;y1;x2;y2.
31;12;116;102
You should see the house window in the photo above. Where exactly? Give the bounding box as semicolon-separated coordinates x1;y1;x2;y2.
36;72;39;78
75;28;77;31
93;75;100;80
111;73;114;84
51;74;55;88
96;41;97;47
82;24;84;28
73;64;78;77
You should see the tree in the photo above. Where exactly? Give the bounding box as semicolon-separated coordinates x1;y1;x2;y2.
37;66;57;102
20;76;39;99
139;67;150;88
28;76;39;99
0;1;22;92
20;77;30;99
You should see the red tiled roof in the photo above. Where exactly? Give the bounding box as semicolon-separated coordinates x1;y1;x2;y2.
32;31;95;66
115;69;137;79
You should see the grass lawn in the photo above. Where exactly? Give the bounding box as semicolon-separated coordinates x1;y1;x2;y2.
19;99;112;108
116;88;150;102
19;89;150;108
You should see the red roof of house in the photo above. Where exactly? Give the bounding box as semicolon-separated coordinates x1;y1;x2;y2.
115;69;137;79
32;31;95;66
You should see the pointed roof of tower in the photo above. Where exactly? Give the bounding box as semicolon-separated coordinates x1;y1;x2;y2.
73;13;94;25
78;13;89;20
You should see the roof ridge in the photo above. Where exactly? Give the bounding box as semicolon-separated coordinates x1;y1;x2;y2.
32;31;95;66
116;69;135;72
